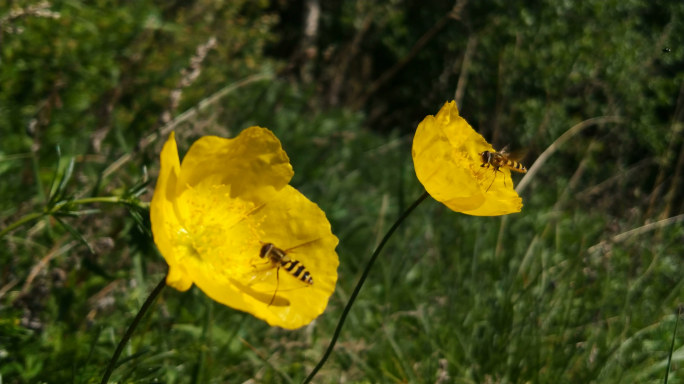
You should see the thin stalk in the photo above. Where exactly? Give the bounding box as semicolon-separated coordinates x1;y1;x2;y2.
303;191;430;383
69;196;127;205
664;307;681;384
0;212;46;239
0;196;146;239
515;116;623;194
100;274;167;384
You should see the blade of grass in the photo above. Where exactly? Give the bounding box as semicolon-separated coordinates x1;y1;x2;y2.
49;157;75;206
54;216;94;254
100;275;167;384
664;307;681;384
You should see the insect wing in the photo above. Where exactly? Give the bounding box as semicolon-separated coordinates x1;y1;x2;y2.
505;148;528;162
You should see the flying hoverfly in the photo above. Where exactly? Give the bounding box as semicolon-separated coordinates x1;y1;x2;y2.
479;146;527;191
258;241;314;306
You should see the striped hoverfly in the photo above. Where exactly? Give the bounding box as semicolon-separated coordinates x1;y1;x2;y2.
258;242;314;306
479;146;527;191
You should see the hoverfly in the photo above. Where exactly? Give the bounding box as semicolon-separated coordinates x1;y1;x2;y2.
479;146;527;191
258;242;314;306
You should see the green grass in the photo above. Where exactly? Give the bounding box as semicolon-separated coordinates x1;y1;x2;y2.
4;83;683;382
2;1;684;383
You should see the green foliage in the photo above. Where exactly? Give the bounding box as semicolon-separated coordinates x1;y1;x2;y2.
0;0;277;214
2;0;684;383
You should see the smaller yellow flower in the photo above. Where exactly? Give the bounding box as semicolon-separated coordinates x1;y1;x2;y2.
151;127;339;329
411;101;523;216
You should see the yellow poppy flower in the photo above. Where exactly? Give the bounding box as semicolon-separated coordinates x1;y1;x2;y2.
150;127;339;329
411;101;523;216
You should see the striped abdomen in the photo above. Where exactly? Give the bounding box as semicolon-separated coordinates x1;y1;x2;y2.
260;242;314;285
503;158;527;173
280;259;313;284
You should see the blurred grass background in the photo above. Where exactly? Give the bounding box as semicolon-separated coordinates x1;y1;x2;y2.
1;0;684;383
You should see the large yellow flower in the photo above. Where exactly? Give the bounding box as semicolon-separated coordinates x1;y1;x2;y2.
412;101;523;216
150;127;339;329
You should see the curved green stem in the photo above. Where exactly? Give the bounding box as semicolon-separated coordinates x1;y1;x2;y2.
0;196;147;239
303;191;430;383
54;196;148;210
100;274;167;384
0;212;46;239
70;196;127;205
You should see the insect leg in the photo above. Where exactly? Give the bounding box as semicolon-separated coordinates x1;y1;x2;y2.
486;165;501;192
251;259;274;272
269;266;280;307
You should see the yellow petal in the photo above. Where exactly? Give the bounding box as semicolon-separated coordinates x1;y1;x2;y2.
412;101;523;216
461;174;523;216
192;185;339;329
150;128;339;329
178;126;294;201
150;132;193;291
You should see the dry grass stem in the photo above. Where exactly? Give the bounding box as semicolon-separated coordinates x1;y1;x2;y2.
516;116;624;194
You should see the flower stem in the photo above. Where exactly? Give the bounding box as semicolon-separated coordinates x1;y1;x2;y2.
0;212;46;239
303;191;430;383
100;274;167;384
0;196;146;239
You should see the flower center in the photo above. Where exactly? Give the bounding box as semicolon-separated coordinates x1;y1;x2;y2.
174;183;264;279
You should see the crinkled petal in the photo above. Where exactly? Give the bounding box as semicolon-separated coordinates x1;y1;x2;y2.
413;103;486;210
412;101;523;216
150;132;193;291
462;174;523;216
150;128;339;329
178;126;294;201
186;185;339;329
